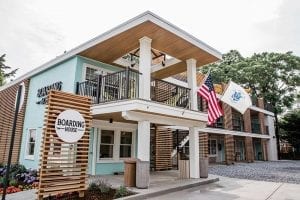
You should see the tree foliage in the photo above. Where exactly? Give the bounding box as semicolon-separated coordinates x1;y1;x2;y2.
200;50;300;114
0;54;18;86
279;110;300;151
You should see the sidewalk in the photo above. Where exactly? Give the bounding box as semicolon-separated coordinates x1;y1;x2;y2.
3;170;219;200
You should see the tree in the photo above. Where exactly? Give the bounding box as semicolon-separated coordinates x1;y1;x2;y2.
279;110;300;153
0;54;18;86
200;50;300;158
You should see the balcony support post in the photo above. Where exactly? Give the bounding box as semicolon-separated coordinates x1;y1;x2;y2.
96;74;102;104
139;36;152;100
189;127;200;178
186;59;198;110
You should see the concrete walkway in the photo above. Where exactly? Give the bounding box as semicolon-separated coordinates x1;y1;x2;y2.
147;176;300;200
2;170;218;200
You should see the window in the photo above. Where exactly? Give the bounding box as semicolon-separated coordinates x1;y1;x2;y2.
120;131;132;158
85;67;98;81
99;130;114;159
208;139;217;155
97;127;135;162
232;112;244;131
26;129;36;159
83;64;113;82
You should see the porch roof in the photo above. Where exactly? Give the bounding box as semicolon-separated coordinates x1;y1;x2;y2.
0;11;221;91
79;11;221;79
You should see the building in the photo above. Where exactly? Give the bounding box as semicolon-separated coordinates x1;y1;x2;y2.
0;11;277;179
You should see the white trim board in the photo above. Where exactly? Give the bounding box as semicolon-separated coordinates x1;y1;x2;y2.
0;11;221;91
91;99;208;123
163;126;271;139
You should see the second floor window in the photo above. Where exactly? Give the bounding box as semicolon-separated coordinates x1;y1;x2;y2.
232;112;244;131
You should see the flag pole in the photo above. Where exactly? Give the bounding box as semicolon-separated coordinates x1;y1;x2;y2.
182;68;211;115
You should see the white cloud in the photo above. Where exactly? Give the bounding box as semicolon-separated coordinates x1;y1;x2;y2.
0;0;299;78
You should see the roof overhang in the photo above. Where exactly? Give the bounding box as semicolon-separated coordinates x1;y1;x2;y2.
0;11;222;91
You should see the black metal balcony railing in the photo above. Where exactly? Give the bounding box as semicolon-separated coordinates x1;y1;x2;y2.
76;68;140;104
76;68;192;109
151;79;191;109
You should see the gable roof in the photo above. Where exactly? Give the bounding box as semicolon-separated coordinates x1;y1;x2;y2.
0;11;222;91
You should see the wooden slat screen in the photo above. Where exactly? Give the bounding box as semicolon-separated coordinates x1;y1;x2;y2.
154;127;172;171
199;133;208;158
245;136;254;162
37;90;91;199
0;80;29;164
224;135;234;165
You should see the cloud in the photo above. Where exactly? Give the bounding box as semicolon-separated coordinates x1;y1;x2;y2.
251;0;300;56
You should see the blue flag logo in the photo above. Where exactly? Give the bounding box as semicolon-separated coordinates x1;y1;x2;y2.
231;90;243;103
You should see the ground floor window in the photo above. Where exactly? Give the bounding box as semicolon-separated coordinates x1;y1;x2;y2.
208;139;217;155
25;129;36;159
99;130;114;159
97;128;135;162
120;131;132;158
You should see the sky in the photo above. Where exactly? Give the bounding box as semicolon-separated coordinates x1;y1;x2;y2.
0;0;299;78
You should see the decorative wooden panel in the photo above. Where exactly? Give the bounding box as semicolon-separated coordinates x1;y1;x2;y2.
0;80;29;164
262;139;268;161
245;137;254;162
154;127;172;171
224;135;234;165
199;133;208;158
37;90;91;199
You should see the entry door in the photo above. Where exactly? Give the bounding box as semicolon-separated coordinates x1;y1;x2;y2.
254;140;263;160
217;139;225;162
235;140;245;161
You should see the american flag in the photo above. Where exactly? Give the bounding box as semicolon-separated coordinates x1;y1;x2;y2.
198;73;223;124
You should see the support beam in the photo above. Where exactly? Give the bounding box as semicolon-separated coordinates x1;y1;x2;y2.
186;59;198;110
139;37;152;100
189;127;200;178
266;116;278;160
137;121;150;161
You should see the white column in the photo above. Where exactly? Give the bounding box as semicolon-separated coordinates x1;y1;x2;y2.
137;120;150;161
139;37;152;100
266;116;278;160
189;127;200;178
186;59;198;110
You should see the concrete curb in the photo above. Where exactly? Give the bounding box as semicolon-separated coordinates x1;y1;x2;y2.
121;177;219;200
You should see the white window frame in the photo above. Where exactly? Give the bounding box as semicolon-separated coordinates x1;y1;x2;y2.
96;125;136;163
25;129;37;160
82;63;113;81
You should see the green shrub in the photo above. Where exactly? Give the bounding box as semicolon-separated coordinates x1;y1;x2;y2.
114;186;130;198
9;179;18;187
88;179;112;194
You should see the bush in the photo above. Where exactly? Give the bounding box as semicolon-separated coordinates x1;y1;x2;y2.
15;169;38;184
114;186;130;198
88;179;112;194
9;179;18;187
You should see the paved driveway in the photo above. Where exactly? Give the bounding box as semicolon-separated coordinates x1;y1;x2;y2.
209;160;300;184
147;176;300;200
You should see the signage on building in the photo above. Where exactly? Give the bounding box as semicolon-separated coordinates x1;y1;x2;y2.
36;81;62;104
55;109;86;143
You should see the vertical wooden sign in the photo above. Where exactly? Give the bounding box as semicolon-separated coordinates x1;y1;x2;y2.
37;90;92;199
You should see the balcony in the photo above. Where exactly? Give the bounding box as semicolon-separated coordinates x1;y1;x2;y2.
76;68;191;109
